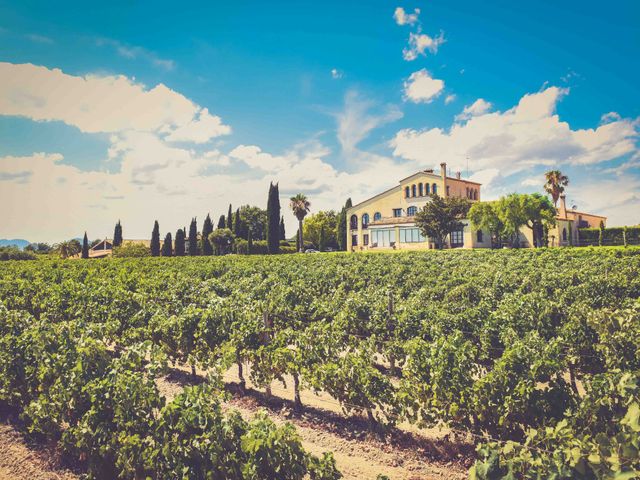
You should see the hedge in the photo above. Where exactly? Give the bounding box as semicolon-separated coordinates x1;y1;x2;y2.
578;226;640;246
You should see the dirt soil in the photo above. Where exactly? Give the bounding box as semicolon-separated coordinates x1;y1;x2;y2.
0;363;470;480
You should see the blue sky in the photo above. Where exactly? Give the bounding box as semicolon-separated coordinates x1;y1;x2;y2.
0;0;638;241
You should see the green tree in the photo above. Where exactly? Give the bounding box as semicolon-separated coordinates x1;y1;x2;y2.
290;194;311;253
174;229;186;256
469;201;504;248
496;193;556;247
544;170;569;207
81;232;89;259
280;216;286;241
55;239;81;259
162;232;173;256
217;214;226;229
267;182;281;254
227;204;233;232
202;214;214;255
24;243;52;254
188;218;198;256
336;198;352;251
599;220;605;247
303;210;338;249
113;220;123;247
151;221;161;256
247;228;253;253
209;229;234;255
239;205;267;240
233;208;243;239
415;194;470;249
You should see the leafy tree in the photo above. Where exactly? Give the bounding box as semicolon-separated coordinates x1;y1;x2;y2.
336;198;352;251
162;232;173;256
174;229;186;256
81;232;90;259
151;221;161;256
290;194;311;253
239;205;267;240
209;229;234;255
599;220;605;247
267;182;281;254
544;170;569;207
248;228;253;253
113;220;123;247
303;211;338;249
497;193;556;247
280;216;286;240
469;201;504;248
188;218;198;256
217;214;226;229
113;243;150;258
202;214;214;255
415;194;470;249
227;204;233;232
24;242;52;254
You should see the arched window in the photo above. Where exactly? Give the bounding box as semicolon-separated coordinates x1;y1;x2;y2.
407;206;417;216
418;183;424;196
373;212;382;221
412;184;417;197
476;230;483;243
562;228;567;241
466;187;469;198
474;190;478;200
432;183;437;195
405;186;410;198
350;215;358;230
425;183;430;195
362;213;369;229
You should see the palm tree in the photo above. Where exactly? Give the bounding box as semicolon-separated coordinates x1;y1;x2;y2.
289;194;311;252
544;170;569;207
55;239;81;259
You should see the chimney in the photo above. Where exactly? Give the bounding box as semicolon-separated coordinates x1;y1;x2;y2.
440;162;447;179
455;171;461;179
558;194;567;218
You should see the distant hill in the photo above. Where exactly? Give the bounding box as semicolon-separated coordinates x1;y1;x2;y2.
0;239;30;249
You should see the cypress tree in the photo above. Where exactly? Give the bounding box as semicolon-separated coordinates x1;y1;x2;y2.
227;204;233;232
81;232;89;259
266;182;281;254
319;225;326;252
280;216;286;240
202;214;214;255
217;214;226;229
337;198;352;251
175;229;185;256
188;218;198;256
113;221;123;247
248;228;253;254
151;221;161;256
162;232;173;256
233;208;242;239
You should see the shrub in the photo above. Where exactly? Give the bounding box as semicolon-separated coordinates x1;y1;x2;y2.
0;246;36;261
112;243;151;258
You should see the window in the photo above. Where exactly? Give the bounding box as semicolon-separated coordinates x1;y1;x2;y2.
350;215;358;230
362;213;369;229
407;206;417;216
373;212;382;221
476;230;483;243
411;184;417;197
450;230;464;247
363;234;369;246
419;183;423;196
352;234;358;246
425;183;430;195
466;187;470;198
446;185;450;197
393;208;402;217
474;190;478;200
432;183;437;195
371;228;396;247
399;227;426;243
405;186;410;198
562;228;567;241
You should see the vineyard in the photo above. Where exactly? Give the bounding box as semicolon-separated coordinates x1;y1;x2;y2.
1;248;639;479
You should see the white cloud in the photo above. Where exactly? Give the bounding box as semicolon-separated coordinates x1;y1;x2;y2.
95;38;175;71
391;86;639;177
521;177;541;187
600;111;621;124
336;90;403;157
403;69;444;104
393;7;420;26
0;62;230;143
445;94;456;105
402;31;445;61
455;98;493;121
25;34;54;44
331;68;343;79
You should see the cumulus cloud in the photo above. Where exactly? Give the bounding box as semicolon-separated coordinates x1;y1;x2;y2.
391;86;639;178
403;69;444;103
402;31;445;61
455;98;493;121
393;7;420;26
0;62;230;143
444;94;456;105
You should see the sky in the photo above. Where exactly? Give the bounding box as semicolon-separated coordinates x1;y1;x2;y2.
0;0;639;242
